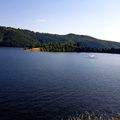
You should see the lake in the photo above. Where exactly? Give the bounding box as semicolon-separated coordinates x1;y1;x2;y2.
0;47;120;120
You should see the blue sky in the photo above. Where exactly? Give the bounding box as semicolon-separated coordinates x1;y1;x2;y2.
0;0;120;41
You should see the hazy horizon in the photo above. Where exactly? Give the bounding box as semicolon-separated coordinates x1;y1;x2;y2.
0;0;120;42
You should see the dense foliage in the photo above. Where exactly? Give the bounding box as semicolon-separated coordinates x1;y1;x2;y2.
0;26;120;53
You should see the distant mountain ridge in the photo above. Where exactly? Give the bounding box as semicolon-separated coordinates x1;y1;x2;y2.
0;26;120;53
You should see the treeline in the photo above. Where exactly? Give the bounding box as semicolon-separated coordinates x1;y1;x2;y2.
27;43;120;54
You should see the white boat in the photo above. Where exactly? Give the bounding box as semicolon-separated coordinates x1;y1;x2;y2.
89;54;95;58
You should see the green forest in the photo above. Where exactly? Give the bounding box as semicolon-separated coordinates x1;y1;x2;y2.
0;26;120;53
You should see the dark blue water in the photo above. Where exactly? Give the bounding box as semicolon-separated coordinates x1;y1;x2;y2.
0;47;120;120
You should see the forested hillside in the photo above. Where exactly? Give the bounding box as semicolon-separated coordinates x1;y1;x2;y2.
0;26;120;53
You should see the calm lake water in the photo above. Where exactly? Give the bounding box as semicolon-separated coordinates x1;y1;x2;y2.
0;47;120;120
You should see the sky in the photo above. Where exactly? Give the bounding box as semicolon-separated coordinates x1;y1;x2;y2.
0;0;120;42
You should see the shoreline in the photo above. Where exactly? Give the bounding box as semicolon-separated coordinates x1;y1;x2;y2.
0;46;120;55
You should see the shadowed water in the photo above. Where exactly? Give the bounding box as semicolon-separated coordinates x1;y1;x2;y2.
0;47;120;120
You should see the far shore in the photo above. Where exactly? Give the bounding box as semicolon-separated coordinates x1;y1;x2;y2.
23;47;120;55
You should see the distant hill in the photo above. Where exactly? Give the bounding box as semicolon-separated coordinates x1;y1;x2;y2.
0;26;120;53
